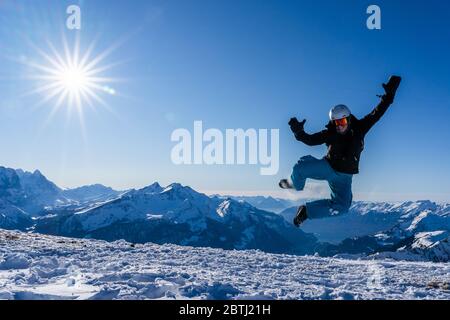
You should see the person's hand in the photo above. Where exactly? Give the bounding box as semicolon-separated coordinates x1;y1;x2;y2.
289;117;306;133
382;75;402;103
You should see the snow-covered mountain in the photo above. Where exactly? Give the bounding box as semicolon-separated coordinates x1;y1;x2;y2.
61;184;122;204
0;166;121;219
0;167;66;217
280;201;450;262
0;167;23;202
0;200;33;230
35;183;317;255
1;230;449;300
220;195;299;213
15;169;72;213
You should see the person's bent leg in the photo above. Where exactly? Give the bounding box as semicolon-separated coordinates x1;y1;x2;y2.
290;156;334;191
304;171;353;220
329;172;353;214
304;199;335;219
304;198;350;220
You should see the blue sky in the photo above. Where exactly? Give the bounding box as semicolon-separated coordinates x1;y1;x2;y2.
0;0;449;201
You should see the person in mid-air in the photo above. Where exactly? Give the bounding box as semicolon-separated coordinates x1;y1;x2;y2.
280;75;402;227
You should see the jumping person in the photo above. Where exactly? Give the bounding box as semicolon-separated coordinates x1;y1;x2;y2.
280;76;402;227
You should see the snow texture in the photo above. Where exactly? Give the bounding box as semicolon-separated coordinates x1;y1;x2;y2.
0;230;448;300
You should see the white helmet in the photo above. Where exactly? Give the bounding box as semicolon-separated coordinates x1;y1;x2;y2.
329;104;351;121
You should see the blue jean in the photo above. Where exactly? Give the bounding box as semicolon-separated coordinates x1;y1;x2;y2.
291;155;353;219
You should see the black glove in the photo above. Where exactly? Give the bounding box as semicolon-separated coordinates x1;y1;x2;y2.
289;117;306;134
381;75;402;104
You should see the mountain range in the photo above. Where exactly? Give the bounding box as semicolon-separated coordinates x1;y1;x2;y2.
0;166;449;262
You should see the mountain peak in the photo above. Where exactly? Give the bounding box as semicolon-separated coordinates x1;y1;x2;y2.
164;183;195;194
139;182;163;194
61;184;120;203
33;169;43;177
166;182;183;189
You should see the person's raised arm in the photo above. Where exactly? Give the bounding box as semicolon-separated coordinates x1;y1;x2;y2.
289;117;328;146
360;75;402;134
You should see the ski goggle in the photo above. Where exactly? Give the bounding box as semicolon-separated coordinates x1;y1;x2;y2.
334;117;348;127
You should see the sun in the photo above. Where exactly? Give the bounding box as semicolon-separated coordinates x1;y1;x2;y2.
22;35;119;123
59;66;89;93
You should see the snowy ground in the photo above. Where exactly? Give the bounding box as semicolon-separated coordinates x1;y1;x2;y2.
0;230;449;300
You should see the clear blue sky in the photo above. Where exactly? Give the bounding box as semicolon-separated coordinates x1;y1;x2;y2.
0;0;449;201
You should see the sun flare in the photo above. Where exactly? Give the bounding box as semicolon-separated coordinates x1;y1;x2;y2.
23;36;120;124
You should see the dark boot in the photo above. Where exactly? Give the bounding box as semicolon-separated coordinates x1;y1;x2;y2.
279;179;294;189
293;205;308;227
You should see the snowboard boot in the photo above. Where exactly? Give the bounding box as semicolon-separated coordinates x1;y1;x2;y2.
279;179;294;190
293;205;308;227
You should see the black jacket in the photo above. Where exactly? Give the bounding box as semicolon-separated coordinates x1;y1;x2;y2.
293;97;393;174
